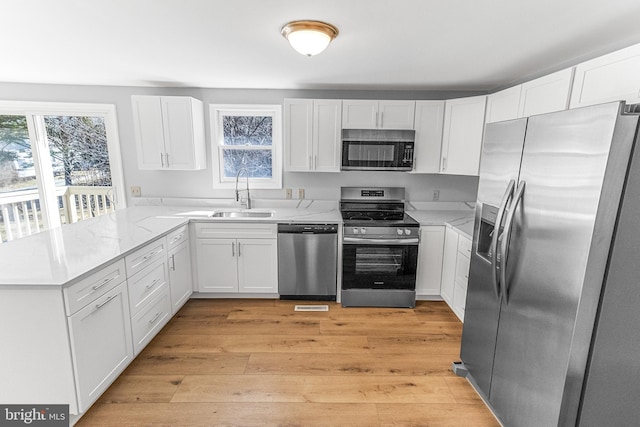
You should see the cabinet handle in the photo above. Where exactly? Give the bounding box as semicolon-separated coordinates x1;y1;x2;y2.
146;279;159;290
238;242;241;257
442;157;447;171
142;250;160;262
314;155;317;169
308;155;312;169
375;112;379;127
379;111;383;128
160;152;165;167
95;294;117;310
171;254;176;271
92;276;115;291
148;312;161;324
165;153;170;167
171;233;184;244
231;242;235;257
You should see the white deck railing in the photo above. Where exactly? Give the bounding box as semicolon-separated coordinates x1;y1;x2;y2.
0;186;115;243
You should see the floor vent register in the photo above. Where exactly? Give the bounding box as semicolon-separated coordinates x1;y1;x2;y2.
294;305;329;312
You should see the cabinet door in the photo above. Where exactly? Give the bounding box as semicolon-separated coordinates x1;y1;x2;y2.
415;226;445;296
132;96;165;170
161;97;206;170
313;99;342;172
440;228;458;306
441;96;487;176
341;100;378;129
570;43;640;108
284;99;313;171
237;238;278;293
378;100;415;129
486;85;522;123
411;100;444;173
196;238;238;292
68;282;133;412
518;68;573;117
168;240;193;313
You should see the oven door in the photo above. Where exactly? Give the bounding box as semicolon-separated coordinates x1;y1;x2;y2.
342;241;418;290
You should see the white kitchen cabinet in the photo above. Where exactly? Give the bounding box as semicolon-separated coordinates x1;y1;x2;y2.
411;100;444;173
342;100;415;129
415;226;445;297
132;95;206;170
441;95;487;176
284;99;341;172
570;43;640;109
130;286;172;355
440;227;458;306
485;85;522;123
195;223;278;294
167;231;193;313
518;68;574;117
68;282;133;411
440;226;471;322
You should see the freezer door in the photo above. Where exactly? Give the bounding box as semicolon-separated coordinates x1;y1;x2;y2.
460;118;527;396
488;102;633;427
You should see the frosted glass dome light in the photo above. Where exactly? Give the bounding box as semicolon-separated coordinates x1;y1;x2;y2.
281;20;339;57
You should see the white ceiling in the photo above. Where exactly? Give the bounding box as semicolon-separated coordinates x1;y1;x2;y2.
3;0;640;92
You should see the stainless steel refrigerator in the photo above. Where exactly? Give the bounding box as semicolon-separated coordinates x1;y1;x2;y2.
459;101;640;426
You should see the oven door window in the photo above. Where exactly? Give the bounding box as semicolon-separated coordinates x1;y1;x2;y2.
343;244;418;290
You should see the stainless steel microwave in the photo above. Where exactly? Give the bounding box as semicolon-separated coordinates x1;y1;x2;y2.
341;129;415;171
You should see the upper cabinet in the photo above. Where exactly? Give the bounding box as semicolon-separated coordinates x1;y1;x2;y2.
441;95;487;176
570;43;640;109
486;85;522;123
342;100;415;129
284;99;342;172
132;95;206;170
411;100;444;173
486;68;573;124
518;68;574;117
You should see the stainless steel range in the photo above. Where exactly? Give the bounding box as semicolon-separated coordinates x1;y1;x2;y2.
340;187;419;308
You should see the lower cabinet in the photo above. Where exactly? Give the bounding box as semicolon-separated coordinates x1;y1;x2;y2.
167;225;193;313
67;282;133;412
415;226;445;297
440;226;471;322
195;223;278;294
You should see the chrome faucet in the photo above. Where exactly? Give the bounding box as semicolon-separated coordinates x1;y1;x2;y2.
235;168;251;209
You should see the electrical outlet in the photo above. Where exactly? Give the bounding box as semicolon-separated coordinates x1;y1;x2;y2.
432;190;440;201
131;186;141;197
298;188;305;199
285;188;292;199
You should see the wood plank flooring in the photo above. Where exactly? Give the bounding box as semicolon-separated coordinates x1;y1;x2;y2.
77;299;500;426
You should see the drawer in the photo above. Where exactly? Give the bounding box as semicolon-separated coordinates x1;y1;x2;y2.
125;238;166;278
167;225;188;250
64;259;126;315
455;253;470;287
457;235;472;258
128;257;168;317
131;287;172;355
195;222;277;239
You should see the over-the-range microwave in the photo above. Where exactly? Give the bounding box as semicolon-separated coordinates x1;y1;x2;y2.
341;129;415;171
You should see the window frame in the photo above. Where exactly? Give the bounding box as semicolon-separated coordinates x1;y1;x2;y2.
0;100;126;230
209;104;282;189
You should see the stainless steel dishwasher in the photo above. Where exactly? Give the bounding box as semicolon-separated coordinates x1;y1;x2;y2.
277;224;338;300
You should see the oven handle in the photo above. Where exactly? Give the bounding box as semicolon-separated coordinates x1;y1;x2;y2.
343;237;419;245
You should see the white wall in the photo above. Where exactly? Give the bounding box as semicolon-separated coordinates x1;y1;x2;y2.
0;82;480;205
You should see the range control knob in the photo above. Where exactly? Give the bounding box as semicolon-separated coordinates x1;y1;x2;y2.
404;228;412;236
396;228;404;236
360;227;367;235
352;228;360;234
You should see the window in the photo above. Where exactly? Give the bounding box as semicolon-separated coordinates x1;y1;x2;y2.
210;105;282;189
0;101;125;243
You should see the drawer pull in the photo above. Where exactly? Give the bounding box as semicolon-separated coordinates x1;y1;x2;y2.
171;233;184;243
95;294;117;310
92;276;115;291
142;250;160;262
148;312;161;324
146;279;159;290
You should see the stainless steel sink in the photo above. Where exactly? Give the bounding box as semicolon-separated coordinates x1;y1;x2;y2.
210;210;273;218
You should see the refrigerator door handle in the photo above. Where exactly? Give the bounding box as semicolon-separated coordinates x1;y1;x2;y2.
492;179;516;299
500;180;526;304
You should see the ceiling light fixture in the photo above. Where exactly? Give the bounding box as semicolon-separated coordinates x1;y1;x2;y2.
281;20;339;57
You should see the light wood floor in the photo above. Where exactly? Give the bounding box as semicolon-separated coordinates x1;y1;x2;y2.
77;299;500;426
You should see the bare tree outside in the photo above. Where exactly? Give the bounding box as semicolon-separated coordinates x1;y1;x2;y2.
222;115;273;178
